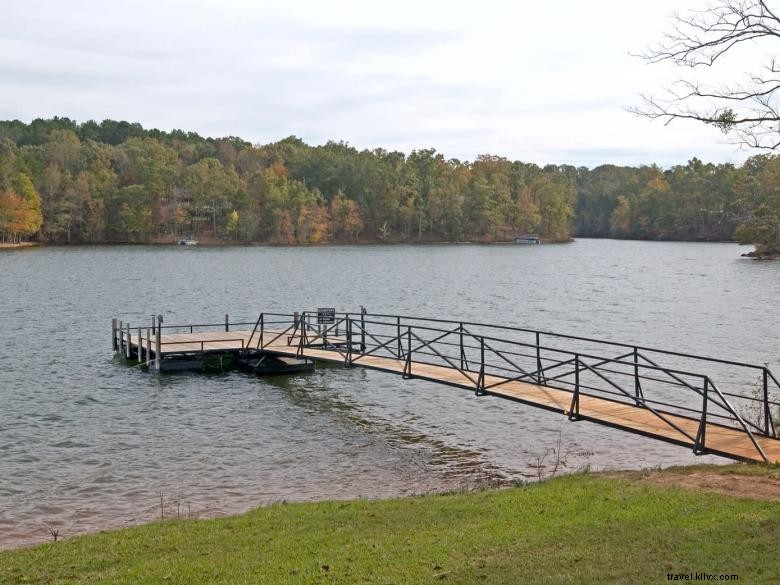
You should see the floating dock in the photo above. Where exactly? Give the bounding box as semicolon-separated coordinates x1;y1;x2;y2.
113;311;780;464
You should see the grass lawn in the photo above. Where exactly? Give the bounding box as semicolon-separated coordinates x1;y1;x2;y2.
1;465;778;584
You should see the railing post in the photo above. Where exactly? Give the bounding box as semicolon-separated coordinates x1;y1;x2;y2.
460;323;465;371
118;320;123;355
403;326;412;378
535;331;543;384
633;347;642;406
296;313;307;358
155;315;162;372
476;336;486;395
225;314;229;332
301;311;308;345
694;377;709;454
151;315;156;337
126;323;131;359
763;368;770;436
259;313;264;348
568;354;580;421
360;307;366;353
397;316;402;359
345;317;353;366
112;318;118;352
137;327;143;362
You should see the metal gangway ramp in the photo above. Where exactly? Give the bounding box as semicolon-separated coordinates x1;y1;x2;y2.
116;310;780;463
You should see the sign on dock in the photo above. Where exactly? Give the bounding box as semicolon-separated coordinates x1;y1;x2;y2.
317;307;335;324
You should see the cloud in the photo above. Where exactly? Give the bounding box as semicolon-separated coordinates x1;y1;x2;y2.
0;0;750;167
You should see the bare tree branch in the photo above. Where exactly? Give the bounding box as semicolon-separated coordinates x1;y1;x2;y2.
632;1;780;149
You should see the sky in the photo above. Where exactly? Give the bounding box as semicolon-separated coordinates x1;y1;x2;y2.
0;0;767;167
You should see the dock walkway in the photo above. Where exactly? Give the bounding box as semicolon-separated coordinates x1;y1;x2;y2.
114;311;780;464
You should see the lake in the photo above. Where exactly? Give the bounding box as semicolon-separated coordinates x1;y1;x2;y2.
1;239;778;549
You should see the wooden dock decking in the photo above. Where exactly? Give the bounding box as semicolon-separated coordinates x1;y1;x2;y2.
122;325;780;464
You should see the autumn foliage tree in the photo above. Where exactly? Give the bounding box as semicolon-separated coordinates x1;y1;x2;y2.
734;155;780;254
0;173;42;243
0;191;27;243
1;116;779;253
634;0;780;254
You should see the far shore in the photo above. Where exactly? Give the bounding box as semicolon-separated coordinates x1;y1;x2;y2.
0;238;570;248
0;241;39;249
3;239;772;260
0;236;753;248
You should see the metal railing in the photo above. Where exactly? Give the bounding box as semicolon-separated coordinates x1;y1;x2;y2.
158;338;247;352
115;310;780;461
248;310;779;461
113;315;256;368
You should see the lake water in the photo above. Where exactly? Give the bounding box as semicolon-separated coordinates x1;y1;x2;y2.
1;239;779;549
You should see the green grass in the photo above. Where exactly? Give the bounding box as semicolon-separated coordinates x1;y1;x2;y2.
2;467;779;584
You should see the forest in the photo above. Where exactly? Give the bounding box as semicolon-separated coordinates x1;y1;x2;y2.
0;117;778;254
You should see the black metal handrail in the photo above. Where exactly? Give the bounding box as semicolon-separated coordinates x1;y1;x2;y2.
352;317;751;383
303;310;773;372
327;327;779;413
318;327;778;398
122;310;779;460
298;312;779;404
286;312;779;460
159;338;247;352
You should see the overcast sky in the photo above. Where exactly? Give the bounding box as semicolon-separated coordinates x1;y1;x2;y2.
1;0;765;167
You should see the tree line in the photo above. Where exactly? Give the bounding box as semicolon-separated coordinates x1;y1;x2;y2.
0;117;778;254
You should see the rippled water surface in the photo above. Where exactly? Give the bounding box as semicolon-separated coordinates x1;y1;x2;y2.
1;240;779;548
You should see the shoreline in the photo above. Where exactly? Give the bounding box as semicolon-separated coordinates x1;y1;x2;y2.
0;237;755;249
0;242;38;249
741;250;780;260
0;473;495;553
2;463;776;554
0;238;571;248
1;464;778;583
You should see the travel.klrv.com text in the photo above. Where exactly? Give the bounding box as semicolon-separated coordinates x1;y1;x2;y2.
667;573;738;581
